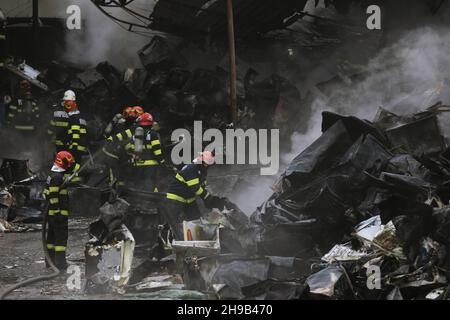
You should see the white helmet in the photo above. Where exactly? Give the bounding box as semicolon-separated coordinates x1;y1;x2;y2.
63;90;76;101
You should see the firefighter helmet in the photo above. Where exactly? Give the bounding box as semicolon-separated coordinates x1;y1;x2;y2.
136;112;154;126
54;151;75;170
133;106;144;116
122;106;134;119
63;100;78;112
63;90;76;101
19;80;31;91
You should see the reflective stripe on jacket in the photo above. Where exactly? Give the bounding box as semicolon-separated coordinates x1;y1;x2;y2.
166;164;210;203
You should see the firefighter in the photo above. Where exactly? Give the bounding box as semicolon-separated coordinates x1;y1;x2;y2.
43;151;75;269
132;106;144;117
7;80;40;133
102;115;136;190
127;112;165;192
104;106;144;137
164;150;223;240
62;93;88;163
47;100;69;153
102;112;164;191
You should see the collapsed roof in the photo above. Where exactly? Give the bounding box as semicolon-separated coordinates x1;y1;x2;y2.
149;0;309;39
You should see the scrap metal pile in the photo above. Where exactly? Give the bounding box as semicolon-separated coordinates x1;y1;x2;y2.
84;102;450;300
194;102;450;300
37;35;297;144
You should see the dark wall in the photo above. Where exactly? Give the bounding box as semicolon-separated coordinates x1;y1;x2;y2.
6;18;84;64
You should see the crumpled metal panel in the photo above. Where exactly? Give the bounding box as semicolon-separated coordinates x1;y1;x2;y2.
85;224;135;294
385;114;445;155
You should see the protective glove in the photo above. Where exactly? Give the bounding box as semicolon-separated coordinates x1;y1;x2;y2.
204;195;226;210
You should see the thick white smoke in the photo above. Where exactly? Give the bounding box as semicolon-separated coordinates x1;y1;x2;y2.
284;26;450;162
232;26;450;214
0;0;157;68
63;0;157;69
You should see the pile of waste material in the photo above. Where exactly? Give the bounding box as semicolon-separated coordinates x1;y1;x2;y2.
35;35;300;144
233;102;450;300
62;103;450;300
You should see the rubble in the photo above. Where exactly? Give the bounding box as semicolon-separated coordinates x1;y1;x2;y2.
231;103;450;300
85;223;135;294
2;7;450;300
2;82;450;300
84;199;135;294
0;185;12;220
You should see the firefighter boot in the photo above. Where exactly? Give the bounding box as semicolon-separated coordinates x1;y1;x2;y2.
55;251;68;270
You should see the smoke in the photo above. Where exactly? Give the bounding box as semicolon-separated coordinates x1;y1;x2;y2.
284;26;450;160
230;26;450;214
0;0;158;69
62;0;157;69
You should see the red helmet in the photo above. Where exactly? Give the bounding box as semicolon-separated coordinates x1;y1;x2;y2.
136;112;154;127
20;80;31;91
122;106;134;119
133;106;144;116
63;100;78;112
54;151;75;170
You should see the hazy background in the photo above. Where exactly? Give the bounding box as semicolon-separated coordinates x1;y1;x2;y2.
2;0;450;213
0;0;156;67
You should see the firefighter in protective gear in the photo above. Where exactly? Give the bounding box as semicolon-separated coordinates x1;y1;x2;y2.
125;106;143;125
102;126;134;190
7;80;40;132
103;106;144;137
102;112;136;190
132;106;144;117
164;150;221;240
128;112;164;191
63;99;89;162
47;90;76;151
102;112;164;191
48;102;69;153
43;151;75;269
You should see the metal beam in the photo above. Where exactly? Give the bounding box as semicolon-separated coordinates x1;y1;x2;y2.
32;0;39;62
226;0;238;124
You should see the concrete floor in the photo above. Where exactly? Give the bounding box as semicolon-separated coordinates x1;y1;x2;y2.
0;217;93;300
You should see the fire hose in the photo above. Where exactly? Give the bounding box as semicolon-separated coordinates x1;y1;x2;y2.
0;153;167;300
0;202;59;300
0;152;217;299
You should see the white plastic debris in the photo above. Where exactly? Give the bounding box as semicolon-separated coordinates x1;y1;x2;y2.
0;219;11;233
85;224;135;291
426;287;445;300
354;215;382;242
321;244;367;263
306;266;344;297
